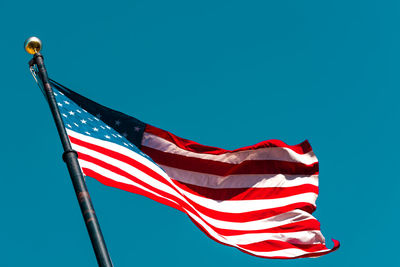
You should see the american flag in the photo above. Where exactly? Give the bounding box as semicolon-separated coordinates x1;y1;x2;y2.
50;80;339;259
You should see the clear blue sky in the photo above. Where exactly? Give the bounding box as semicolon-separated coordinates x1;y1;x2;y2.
1;1;399;266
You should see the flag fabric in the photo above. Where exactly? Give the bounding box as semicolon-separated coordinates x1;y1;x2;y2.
49;79;339;259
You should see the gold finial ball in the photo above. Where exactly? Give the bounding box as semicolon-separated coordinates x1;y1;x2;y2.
24;37;42;54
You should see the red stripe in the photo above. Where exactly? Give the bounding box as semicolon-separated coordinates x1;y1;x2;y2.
172;180;318;200
292;239;340;259
206;218;322;237
189;200;316;223
145;124;313;155
142;146;319;176
246;218;321;234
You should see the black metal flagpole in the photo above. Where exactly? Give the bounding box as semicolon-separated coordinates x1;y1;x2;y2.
24;37;113;267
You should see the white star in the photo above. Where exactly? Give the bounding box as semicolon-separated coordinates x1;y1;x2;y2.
69;111;75;115
54;92;58;96
115;120;121;126
59;91;64;95
134;126;141;132
105;135;110;139
123;142;128;146
64;101;70;105
74;123;79;127
85;131;91;135
76;110;82;113
62;113;67;118
94;117;99;121
100;126;105;129
57;102;63;107
93;127;99;132
117;134;122;138
112;134;117;137
67;124;72;128
81;119;87;124
105;125;111;130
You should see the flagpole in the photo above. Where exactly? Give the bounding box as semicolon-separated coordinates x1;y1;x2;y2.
24;37;113;267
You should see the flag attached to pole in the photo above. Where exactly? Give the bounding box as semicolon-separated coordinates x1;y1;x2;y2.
49;79;339;259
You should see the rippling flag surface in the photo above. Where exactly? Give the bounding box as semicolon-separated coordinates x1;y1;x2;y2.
49;79;339;259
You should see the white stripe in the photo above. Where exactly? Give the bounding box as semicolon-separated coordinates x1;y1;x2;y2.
246;247;331;258
225;230;325;245
143;132;318;165
177;184;318;214
160;165;318;189
187;208;316;231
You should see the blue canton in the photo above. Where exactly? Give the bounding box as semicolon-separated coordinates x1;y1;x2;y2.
53;88;151;160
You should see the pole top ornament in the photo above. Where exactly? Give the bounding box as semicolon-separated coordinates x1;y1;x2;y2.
24;37;42;55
